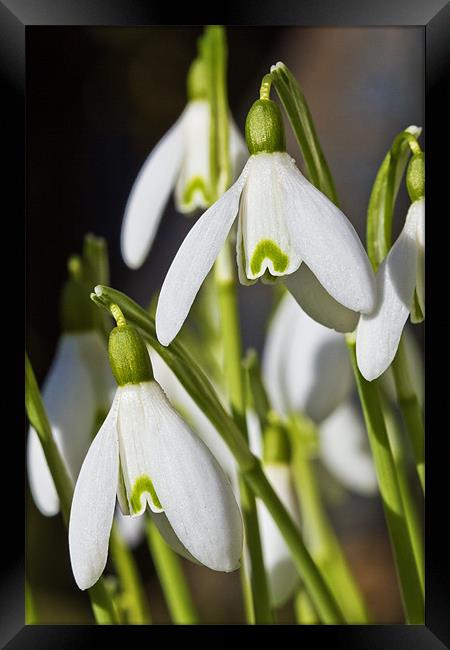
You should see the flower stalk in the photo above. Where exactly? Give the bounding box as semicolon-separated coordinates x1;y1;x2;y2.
145;517;199;624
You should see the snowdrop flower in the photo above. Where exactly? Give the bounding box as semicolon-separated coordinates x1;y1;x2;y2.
262;292;352;424
356;153;425;381
247;409;300;607
121;58;247;269
262;293;376;495
156;96;376;346
27;267;114;517
69;307;243;590
319;402;378;496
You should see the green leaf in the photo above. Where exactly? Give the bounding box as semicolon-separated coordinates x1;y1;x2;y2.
270;62;338;205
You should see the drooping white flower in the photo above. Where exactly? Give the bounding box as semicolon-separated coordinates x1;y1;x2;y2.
246;409;300;607
262;292;353;424
27;330;113;517
156;98;375;346
121;58;247;270
356;197;425;381
262;293;377;496
318;402;378;496
69;318;243;590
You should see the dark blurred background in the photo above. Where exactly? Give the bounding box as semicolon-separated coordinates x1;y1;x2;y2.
26;26;423;624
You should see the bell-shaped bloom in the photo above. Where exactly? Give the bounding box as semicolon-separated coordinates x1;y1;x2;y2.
69;379;243;590
262;292;353;424
27;331;113;517
246;409;300;607
356;198;425;381
156;149;376;346
318;401;377;496
121;99;247;270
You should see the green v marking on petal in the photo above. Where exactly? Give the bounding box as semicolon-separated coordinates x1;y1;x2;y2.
250;239;289;275
182;176;212;206
130;475;162;514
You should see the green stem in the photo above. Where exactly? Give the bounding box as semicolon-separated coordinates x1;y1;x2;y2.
25;578;39;624
391;337;425;493
243;462;344;623
145;517;199;624
294;588;318;624
91;286;346;623
288;416;370;624
215;243;273;624
109;523;152;623
346;338;424;623
381;397;424;594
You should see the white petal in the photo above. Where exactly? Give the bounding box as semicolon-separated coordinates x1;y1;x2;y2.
239;153;302;281
76;331;115;411
262;293;353;423
156;163;250;346
121;109;186;269
285;263;359;333
149;511;201;565
415;198;425;315
148;347;237;481
26;334;97;519
174;100;211;213
116;385;164;515
356;203;419;381
258;464;300;606
27;427;60;516
114;509;145;549
68;394;120;590
279;154;376;313
319;402;378;495
246;408;263;459
141;382;243;572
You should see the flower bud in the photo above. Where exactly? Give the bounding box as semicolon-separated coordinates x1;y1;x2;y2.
108;325;153;386
187;58;208;101
263;414;290;464
245;99;286;155
60;256;96;333
406;152;425;203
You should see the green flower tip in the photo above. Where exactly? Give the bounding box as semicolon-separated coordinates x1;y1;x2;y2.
130;474;162;514
245;99;286;155
108;324;153;386
263;412;291;463
187;58;208;101
250;239;289;276
61;257;96;333
406;152;425;203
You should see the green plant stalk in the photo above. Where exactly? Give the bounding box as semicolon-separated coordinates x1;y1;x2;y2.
91;286;345;623
391;337;425;493
270;62;338;204
145;517;199;624
381;396;424;593
109;523;152;624
215;243;273;624
347;338;424;623
26;351;122;625
25;578;39;624
294;588;318;624
288;417;369;624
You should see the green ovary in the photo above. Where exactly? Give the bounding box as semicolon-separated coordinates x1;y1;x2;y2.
250;239;289;276
182;176;211;206
130;475;162;514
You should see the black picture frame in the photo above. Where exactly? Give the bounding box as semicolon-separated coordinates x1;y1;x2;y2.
5;0;449;646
